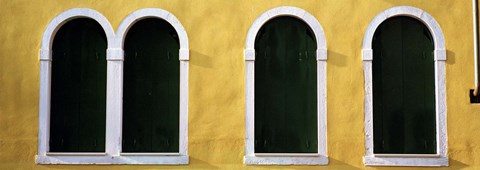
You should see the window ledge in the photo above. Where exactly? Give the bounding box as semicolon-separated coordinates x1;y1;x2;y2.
244;155;328;165
363;156;448;166
35;154;189;164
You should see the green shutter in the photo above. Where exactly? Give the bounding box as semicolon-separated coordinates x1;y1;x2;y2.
50;18;107;152
254;17;318;153
122;18;180;153
372;17;436;154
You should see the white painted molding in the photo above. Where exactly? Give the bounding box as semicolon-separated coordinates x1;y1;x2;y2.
363;157;448;167
362;6;448;167
39;49;51;61
106;48;124;61
244;6;328;165
245;6;327;58
244;155;328;165
39;8;115;60
35;155;189;164
362;49;373;61
435;49;447;61
179;49;190;61
244;49;255;61
114;8;189;55
37;8;189;165
317;49;328;61
362;6;445;51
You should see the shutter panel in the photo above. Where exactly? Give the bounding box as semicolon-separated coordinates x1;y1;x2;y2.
254;17;317;153
50;18;107;152
373;17;436;154
123;18;180;152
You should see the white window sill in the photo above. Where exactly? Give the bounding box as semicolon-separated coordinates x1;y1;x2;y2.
244;154;328;165
35;154;189;164
363;155;448;166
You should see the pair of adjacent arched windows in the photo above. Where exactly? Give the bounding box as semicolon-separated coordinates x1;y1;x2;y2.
49;18;179;153
37;8;189;164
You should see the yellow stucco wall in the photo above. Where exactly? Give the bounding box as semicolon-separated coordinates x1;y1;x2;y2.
0;0;478;169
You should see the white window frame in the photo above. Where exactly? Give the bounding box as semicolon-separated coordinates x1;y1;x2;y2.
36;8;189;165
112;8;189;164
362;6;448;167
244;6;328;165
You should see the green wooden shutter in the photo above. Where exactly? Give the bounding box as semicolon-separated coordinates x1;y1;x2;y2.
122;18;180;153
254;17;318;153
372;17;436;154
50;18;107;152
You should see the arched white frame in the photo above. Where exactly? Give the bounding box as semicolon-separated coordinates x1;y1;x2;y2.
36;8;189;165
244;6;328;165
36;8;116;164
362;6;448;167
110;8;189;164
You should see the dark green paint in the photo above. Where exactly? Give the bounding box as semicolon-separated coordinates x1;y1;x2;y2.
50;18;107;152
373;17;436;154
254;17;318;153
122;18;180;153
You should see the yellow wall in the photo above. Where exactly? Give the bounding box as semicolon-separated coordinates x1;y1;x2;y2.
0;0;478;169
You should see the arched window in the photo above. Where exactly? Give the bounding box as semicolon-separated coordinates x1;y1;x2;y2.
362;6;448;167
372;16;435;154
112;8;189;164
50;18;107;152
36;8;115;164
254;17;317;154
244;6;327;165
122;18;180;153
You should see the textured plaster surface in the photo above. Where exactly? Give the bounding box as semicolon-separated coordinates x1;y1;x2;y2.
0;0;478;169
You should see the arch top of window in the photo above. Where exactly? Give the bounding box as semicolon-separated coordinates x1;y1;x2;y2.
244;6;327;61
40;8;115;61
113;8;189;61
361;6;446;62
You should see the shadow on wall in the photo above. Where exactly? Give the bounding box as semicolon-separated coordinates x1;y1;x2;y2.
190;50;214;68
327;50;348;67
188;157;221;169
446;50;455;65
448;158;469;170
328;158;363;170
